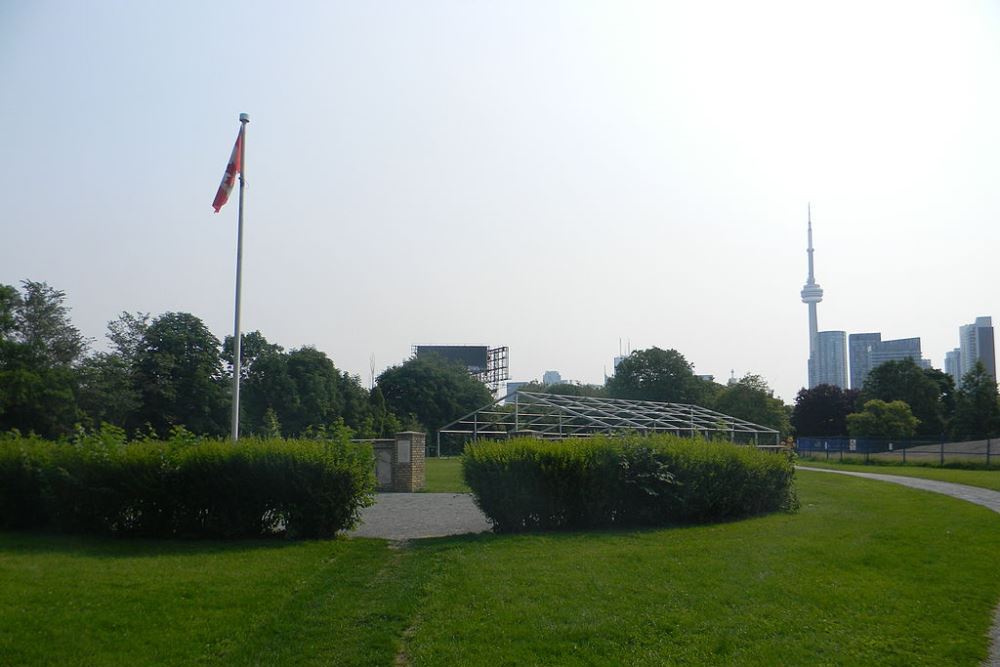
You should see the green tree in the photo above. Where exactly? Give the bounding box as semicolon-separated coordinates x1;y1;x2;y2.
133;312;227;437
847;399;919;439
714;373;790;436
949;362;1000;441
376;354;493;433
513;381;608;398
281;346;372;436
861;359;948;437
0;281;86;437
790;384;861;436
77;312;150;431
606;347;714;405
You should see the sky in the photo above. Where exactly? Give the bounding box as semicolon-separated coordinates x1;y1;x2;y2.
2;1;1000;403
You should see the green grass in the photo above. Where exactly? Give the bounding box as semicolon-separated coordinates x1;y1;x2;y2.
0;535;426;666
423;456;469;493
798;458;1000;492
2;471;999;665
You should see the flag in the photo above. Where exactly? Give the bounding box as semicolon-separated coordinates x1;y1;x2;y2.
212;126;244;213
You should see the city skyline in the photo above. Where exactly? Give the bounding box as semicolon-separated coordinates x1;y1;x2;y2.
2;3;999;404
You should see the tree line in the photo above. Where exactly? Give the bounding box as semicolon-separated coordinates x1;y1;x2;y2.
8;279;991;443
0;280;492;440
790;357;1000;440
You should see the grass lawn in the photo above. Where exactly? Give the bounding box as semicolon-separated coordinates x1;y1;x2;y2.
798;457;1000;492
2;471;999;665
423;456;469;493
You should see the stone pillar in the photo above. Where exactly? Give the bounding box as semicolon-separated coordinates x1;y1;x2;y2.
392;432;425;492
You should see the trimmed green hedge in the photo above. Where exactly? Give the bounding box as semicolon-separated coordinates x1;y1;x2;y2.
462;434;797;532
0;427;375;538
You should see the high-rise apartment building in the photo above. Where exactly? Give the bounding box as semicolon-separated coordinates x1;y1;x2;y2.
868;337;925;369
848;335;929;388
944;348;962;387
816;331;848;388
958;316;996;385
848;333;881;389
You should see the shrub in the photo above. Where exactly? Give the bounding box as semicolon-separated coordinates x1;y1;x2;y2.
0;426;375;538
462;434;797;532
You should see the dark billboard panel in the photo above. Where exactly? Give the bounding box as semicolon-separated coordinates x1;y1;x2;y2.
415;345;489;372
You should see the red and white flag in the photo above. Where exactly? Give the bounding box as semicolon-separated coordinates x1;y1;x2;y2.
212;126;244;213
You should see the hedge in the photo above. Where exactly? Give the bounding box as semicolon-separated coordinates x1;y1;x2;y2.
462;434;797;532
0;426;375;538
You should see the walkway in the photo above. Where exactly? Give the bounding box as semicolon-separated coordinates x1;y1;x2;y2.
797;466;1000;513
347;493;492;541
798;466;1000;667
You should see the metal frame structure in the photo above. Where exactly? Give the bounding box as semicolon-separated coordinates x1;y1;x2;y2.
436;391;780;453
476;346;509;392
411;344;509;392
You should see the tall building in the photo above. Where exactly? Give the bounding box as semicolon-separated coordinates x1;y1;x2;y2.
800;206;824;388
542;370;562;386
816;331;848;388
945;348;962;387
958;316;996;385
849;333;881;389
869;337;926;369
504;381;528;403
849;335;930;388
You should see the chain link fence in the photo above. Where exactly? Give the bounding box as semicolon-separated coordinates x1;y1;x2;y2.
796;436;998;467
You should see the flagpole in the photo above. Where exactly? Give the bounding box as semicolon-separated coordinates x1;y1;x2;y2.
231;112;249;441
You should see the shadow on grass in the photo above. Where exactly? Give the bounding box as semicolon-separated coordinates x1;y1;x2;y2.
404;511;781;552
0;529;327;559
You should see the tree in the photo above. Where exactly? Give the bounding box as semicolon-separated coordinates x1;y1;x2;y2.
847;399;919;439
77;312;150;431
233;335;296;436
76;352;139;429
376;354;494;433
222;330;283;382
790;384;861;436
949;362;1000;441
606;347;714;405
0;281;86;437
133;312;227;437
861;359;948;437
713;373;791;436
275;346;373;437
513;381;608;398
12;280;88;366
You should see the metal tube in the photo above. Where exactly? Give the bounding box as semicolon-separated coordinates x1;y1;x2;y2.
230;113;249;442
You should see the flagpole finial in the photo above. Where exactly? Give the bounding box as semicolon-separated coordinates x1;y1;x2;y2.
239;113;250;124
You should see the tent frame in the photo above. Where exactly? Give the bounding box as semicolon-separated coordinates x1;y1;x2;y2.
436;391;781;455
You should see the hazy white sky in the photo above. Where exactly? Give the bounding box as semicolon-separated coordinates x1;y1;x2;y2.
2;1;999;402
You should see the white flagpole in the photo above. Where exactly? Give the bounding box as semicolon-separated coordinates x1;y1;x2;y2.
231;112;249;441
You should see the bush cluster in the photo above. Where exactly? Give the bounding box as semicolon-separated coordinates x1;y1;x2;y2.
0;426;375;538
462;434;797;532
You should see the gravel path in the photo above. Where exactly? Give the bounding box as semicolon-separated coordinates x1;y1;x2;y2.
798;466;1000;666
346;493;492;540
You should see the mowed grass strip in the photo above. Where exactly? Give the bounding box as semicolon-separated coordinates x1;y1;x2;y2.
402;471;1000;666
1;471;998;666
798;458;1000;491
422;456;469;493
0;535;422;666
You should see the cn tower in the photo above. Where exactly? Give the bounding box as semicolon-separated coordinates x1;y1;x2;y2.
800;205;823;388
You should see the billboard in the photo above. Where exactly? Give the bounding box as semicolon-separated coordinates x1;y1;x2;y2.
414;345;490;372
